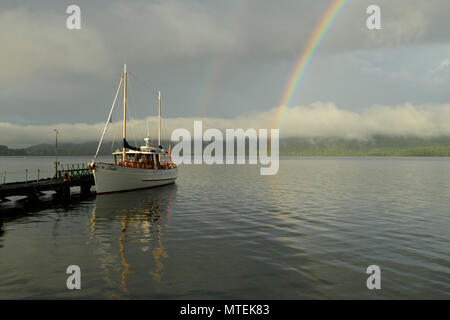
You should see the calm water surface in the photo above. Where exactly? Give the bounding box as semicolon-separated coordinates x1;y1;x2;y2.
0;156;449;299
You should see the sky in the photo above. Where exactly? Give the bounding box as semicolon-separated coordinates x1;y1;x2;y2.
1;0;450;146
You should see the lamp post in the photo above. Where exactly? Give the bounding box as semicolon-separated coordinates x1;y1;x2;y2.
54;129;59;178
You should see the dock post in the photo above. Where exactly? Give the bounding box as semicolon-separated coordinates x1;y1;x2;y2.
63;184;70;201
55;182;70;201
27;186;40;203
80;182;91;198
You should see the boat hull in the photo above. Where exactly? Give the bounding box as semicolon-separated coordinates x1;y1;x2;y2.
93;162;177;194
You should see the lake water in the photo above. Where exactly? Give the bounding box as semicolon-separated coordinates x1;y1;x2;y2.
0;156;449;299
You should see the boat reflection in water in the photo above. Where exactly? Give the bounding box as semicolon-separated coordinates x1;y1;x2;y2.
87;184;176;298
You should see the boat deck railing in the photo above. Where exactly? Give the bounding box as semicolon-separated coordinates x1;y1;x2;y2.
117;161;176;170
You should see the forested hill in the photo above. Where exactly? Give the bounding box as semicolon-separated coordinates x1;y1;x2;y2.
0;142;110;156
3;135;450;156
279;136;450;156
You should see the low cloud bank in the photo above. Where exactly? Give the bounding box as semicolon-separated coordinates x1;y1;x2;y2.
2;102;450;147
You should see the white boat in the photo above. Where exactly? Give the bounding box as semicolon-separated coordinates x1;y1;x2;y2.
90;64;178;194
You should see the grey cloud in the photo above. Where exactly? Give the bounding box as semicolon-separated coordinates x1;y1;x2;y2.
103;0;450;61
0;8;111;82
323;0;450;53
1;0;450;130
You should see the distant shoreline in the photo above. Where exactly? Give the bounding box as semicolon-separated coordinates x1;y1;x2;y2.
3;136;450;157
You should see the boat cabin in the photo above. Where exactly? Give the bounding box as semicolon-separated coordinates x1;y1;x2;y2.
112;138;175;170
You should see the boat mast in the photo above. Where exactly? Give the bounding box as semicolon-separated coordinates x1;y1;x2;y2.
122;64;127;162
158;91;161;146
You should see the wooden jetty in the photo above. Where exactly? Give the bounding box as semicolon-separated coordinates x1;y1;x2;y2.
0;163;94;202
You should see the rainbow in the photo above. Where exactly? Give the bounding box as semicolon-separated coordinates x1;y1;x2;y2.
275;0;350;127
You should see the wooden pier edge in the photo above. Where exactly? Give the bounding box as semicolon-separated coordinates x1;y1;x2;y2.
0;163;95;202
